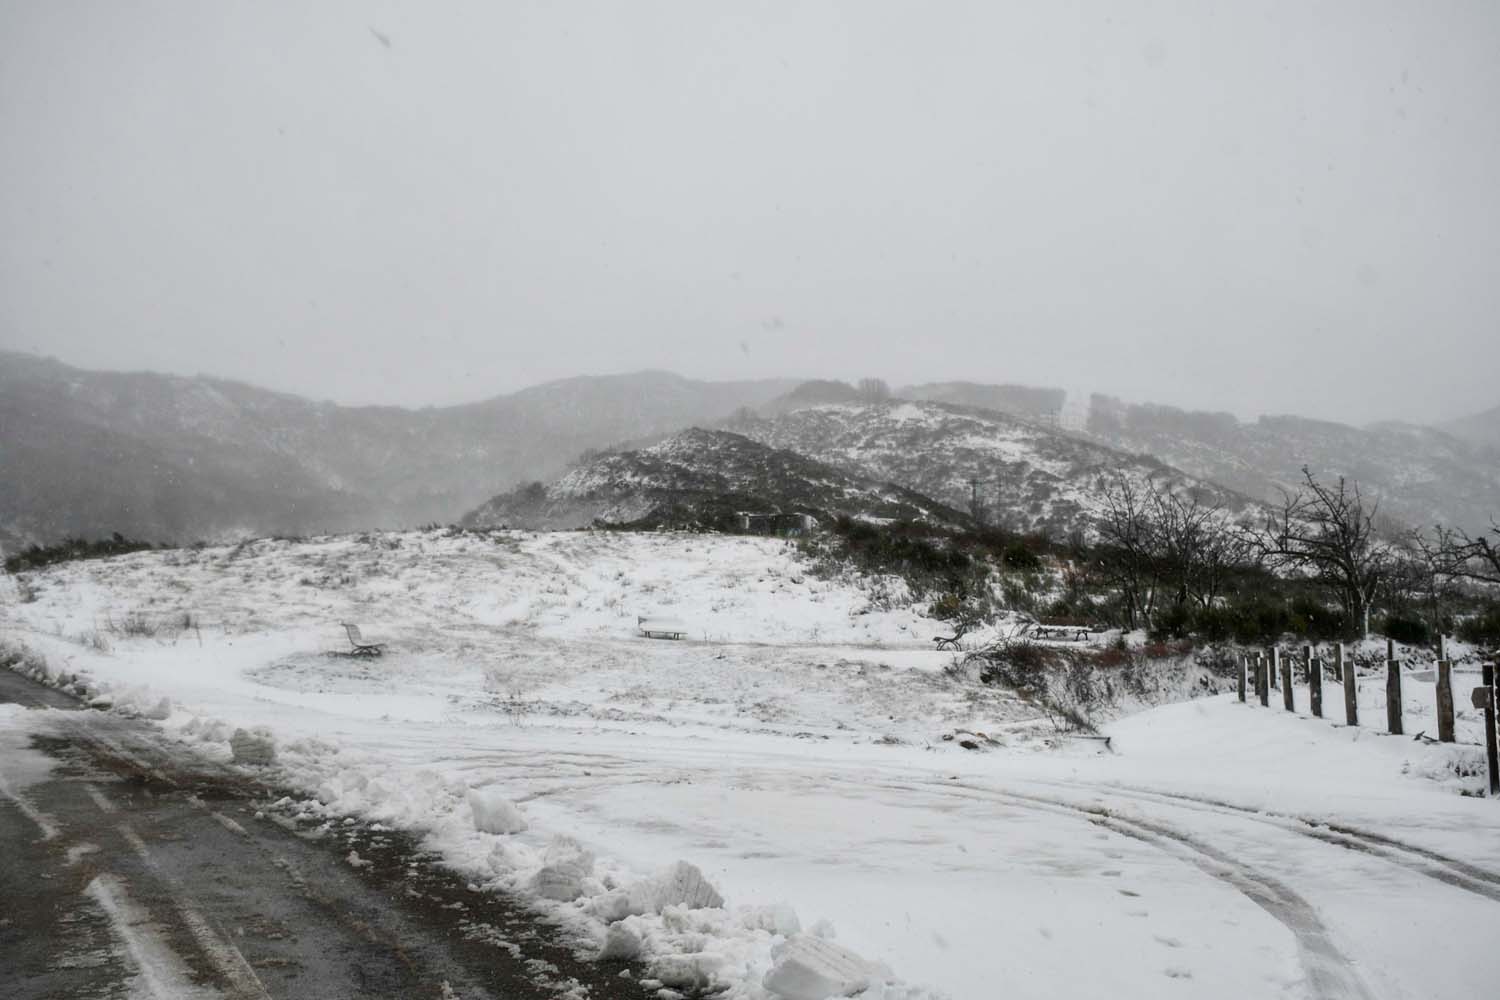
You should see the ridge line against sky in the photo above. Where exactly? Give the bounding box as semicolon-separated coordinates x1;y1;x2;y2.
7;346;1492;431
3;2;1497;425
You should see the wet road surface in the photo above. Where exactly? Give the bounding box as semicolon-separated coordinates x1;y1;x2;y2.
0;668;648;999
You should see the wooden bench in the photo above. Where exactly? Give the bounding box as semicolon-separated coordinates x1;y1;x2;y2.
341;623;386;657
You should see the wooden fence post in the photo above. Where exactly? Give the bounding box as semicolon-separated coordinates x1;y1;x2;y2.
1480;663;1498;796
1280;648;1294;712
1269;646;1278;690
1338;643;1357;727
1257;654;1269;707
1307;644;1323;718
1237;655;1247;703
1435;658;1455;743
1386;638;1403;735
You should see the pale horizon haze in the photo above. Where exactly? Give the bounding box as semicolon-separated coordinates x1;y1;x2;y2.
2;1;1498;425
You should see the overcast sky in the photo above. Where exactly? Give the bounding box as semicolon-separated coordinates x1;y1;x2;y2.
2;1;1497;425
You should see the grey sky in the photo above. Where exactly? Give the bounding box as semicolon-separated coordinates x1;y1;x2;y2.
2;1;1497;425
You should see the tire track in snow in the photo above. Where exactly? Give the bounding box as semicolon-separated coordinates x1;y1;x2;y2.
1028;778;1500;904
871;777;1377;1000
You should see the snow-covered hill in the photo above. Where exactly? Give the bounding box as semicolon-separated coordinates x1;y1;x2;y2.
726;400;1255;536
5;529;1497;1000
0;352;794;545
462;428;970;531
1088;394;1500;533
1442;401;1500;455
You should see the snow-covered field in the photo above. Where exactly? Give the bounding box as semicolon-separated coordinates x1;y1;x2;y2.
3;529;1499;999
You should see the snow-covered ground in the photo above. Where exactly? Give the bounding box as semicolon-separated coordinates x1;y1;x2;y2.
3;529;1499;999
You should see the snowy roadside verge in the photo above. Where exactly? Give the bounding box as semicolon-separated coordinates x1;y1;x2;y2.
0;635;939;1000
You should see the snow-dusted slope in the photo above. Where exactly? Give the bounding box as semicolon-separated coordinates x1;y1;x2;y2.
6;530;1498;1000
726;401;1254;536
0;352;795;545
1443;401;1500;453
1089;395;1500;533
463;427;971;531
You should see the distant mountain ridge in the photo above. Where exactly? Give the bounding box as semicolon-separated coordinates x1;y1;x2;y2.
5;354;1492;548
898;381;1066;420
0;351;794;545
461;428;970;531
1085;394;1500;534
1442;402;1500;454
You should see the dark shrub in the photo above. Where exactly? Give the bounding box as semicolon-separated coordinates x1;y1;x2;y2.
1381;615;1430;646
5;533;158;574
1457;605;1500;647
1149;603;1192;640
1001;542;1041;571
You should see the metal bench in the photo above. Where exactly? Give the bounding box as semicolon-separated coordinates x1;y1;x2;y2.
341;623;386;657
933;621;975;651
637;616;688;640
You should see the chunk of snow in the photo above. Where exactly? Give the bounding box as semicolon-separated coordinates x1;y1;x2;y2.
229;727;276;766
596;921;644;961
763;934;875;999
590;888;635;923
467;788;527;834
631;860;724;916
742;903;802;937
531;865;585;901
142;696;172;721
651;952;726;991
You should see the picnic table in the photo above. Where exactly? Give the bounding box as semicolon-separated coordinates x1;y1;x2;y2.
1027;623;1095;642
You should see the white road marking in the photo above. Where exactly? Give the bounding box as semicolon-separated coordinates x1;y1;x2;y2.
211;811;250;837
0;769;60;840
85;783;118;814
116;823;273;1000
84;874;220;1000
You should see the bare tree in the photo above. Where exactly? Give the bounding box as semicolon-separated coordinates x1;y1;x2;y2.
857;377;892;403
1096;475;1158;630
1145;483;1247;610
1423;519;1500;586
1189;516;1253;610
1257;467;1391;638
1402;528;1472;641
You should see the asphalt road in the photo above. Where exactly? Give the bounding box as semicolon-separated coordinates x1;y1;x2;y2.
0;668;648;999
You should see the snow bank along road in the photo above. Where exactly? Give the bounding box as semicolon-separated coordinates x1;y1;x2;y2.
0;670;649;1000
4;529;1500;998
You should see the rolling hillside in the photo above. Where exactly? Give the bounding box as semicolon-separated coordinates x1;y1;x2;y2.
1087;395;1500;533
725;399;1254;536
0;352;794;545
462;428;970;531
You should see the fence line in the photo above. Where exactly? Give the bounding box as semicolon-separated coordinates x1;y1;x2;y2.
1237;637;1500;797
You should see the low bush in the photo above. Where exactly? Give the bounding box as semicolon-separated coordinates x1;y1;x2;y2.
5;533;159;574
1455;606;1500;647
1380;614;1431;646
